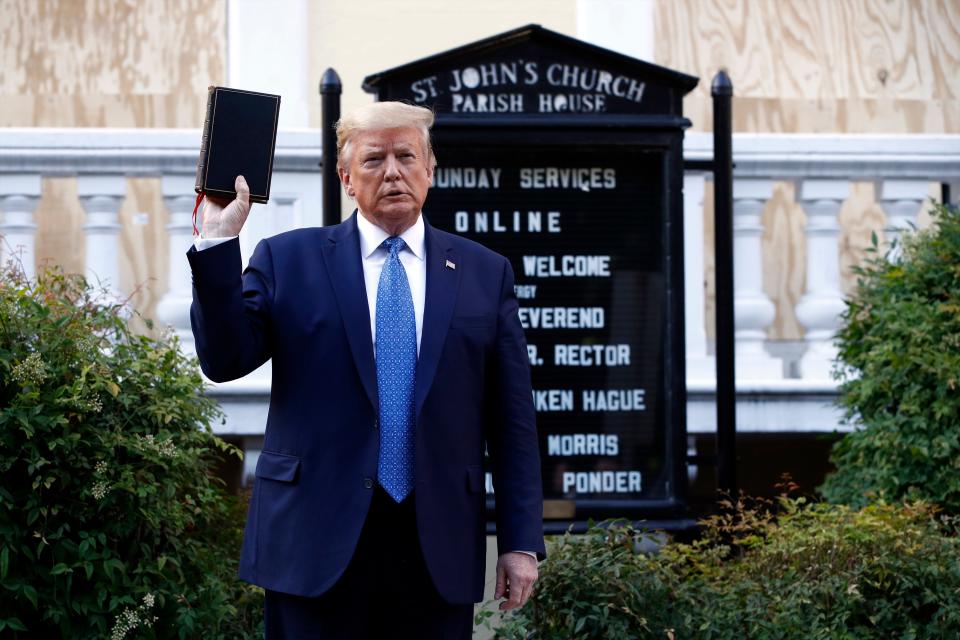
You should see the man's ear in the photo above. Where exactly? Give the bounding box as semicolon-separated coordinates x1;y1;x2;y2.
338;168;355;197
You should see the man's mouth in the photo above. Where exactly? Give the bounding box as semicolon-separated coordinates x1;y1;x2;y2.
384;190;407;198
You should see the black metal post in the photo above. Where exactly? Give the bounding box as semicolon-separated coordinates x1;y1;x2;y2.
712;70;737;495
320;68;342;227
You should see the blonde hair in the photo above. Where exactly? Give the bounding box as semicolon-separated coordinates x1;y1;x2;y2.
335;101;436;171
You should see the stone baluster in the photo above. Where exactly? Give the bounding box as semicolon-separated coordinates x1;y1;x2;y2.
77;175;126;295
0;174;42;280
877;179;929;259
684;171;713;381
795;179;850;381
733;178;781;380
158;175;199;356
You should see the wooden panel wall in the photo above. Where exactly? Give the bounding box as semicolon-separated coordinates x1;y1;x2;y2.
656;0;960;134
656;0;958;340
1;0;226;328
0;0;225;128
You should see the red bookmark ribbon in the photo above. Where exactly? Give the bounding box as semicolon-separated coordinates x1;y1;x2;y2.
191;192;204;236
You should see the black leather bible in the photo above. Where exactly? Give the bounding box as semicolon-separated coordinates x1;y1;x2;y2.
195;86;281;204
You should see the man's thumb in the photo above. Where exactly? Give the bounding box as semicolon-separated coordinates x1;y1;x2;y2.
235;175;250;204
494;564;506;599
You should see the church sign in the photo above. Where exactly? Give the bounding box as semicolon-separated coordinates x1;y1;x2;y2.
409;58;650;114
364;25;699;526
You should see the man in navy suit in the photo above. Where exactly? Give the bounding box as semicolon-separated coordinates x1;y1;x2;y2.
188;101;545;638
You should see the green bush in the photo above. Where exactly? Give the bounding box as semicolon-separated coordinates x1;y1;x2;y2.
820;202;960;512
0;264;263;638
490;496;960;639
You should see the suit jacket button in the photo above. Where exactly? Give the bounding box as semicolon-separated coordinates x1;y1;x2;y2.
363;478;374;489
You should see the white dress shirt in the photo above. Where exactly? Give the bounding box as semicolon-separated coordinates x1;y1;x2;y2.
355;211;426;355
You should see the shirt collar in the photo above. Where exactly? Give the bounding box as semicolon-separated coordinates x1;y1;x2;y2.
356;210;425;261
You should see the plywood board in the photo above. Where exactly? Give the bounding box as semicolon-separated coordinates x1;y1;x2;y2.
655;0;960;133
33;178;86;276
0;0;226;127
118;178;169;334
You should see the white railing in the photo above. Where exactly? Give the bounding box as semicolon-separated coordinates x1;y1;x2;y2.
684;133;960;433
0;128;322;355
1;128;958;435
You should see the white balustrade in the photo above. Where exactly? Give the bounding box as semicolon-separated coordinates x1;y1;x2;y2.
876;178;929;257
77;174;126;296
683;171;713;382
158;175;200;355
0;173;41;279
795;179;850;381
732;177;781;380
1;129;958;433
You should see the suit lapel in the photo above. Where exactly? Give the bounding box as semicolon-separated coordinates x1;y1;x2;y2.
415;221;459;417
321;212;379;412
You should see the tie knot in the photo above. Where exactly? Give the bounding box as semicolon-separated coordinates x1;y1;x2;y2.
383;236;406;256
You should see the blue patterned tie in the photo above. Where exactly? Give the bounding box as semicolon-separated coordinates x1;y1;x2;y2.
376;237;416;502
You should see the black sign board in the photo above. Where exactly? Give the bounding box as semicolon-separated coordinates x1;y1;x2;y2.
365;25;699;524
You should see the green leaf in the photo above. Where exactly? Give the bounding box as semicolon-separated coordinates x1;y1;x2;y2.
0;546;8;580
21;584;38;609
5;617;27;631
50;563;71;575
103;557;124;580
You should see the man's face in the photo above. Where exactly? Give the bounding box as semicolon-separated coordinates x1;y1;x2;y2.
339;127;433;234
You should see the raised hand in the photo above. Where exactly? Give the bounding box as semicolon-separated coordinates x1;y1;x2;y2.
201;175;251;238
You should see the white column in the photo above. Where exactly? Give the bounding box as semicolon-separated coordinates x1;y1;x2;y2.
877;179;929;258
77;175;126;295
0;174;42;280
228;0;310;128
795;179;850;381
733;178;781;380
684;172;713;381
158;175;199;355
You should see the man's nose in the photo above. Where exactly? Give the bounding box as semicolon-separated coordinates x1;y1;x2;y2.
384;155;402;180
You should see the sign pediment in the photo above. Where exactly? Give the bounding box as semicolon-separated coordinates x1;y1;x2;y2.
363;24;699;120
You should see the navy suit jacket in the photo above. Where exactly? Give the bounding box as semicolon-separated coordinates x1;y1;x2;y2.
187;212;546;603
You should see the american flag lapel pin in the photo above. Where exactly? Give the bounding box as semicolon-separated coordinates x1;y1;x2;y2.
445;259;456;270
